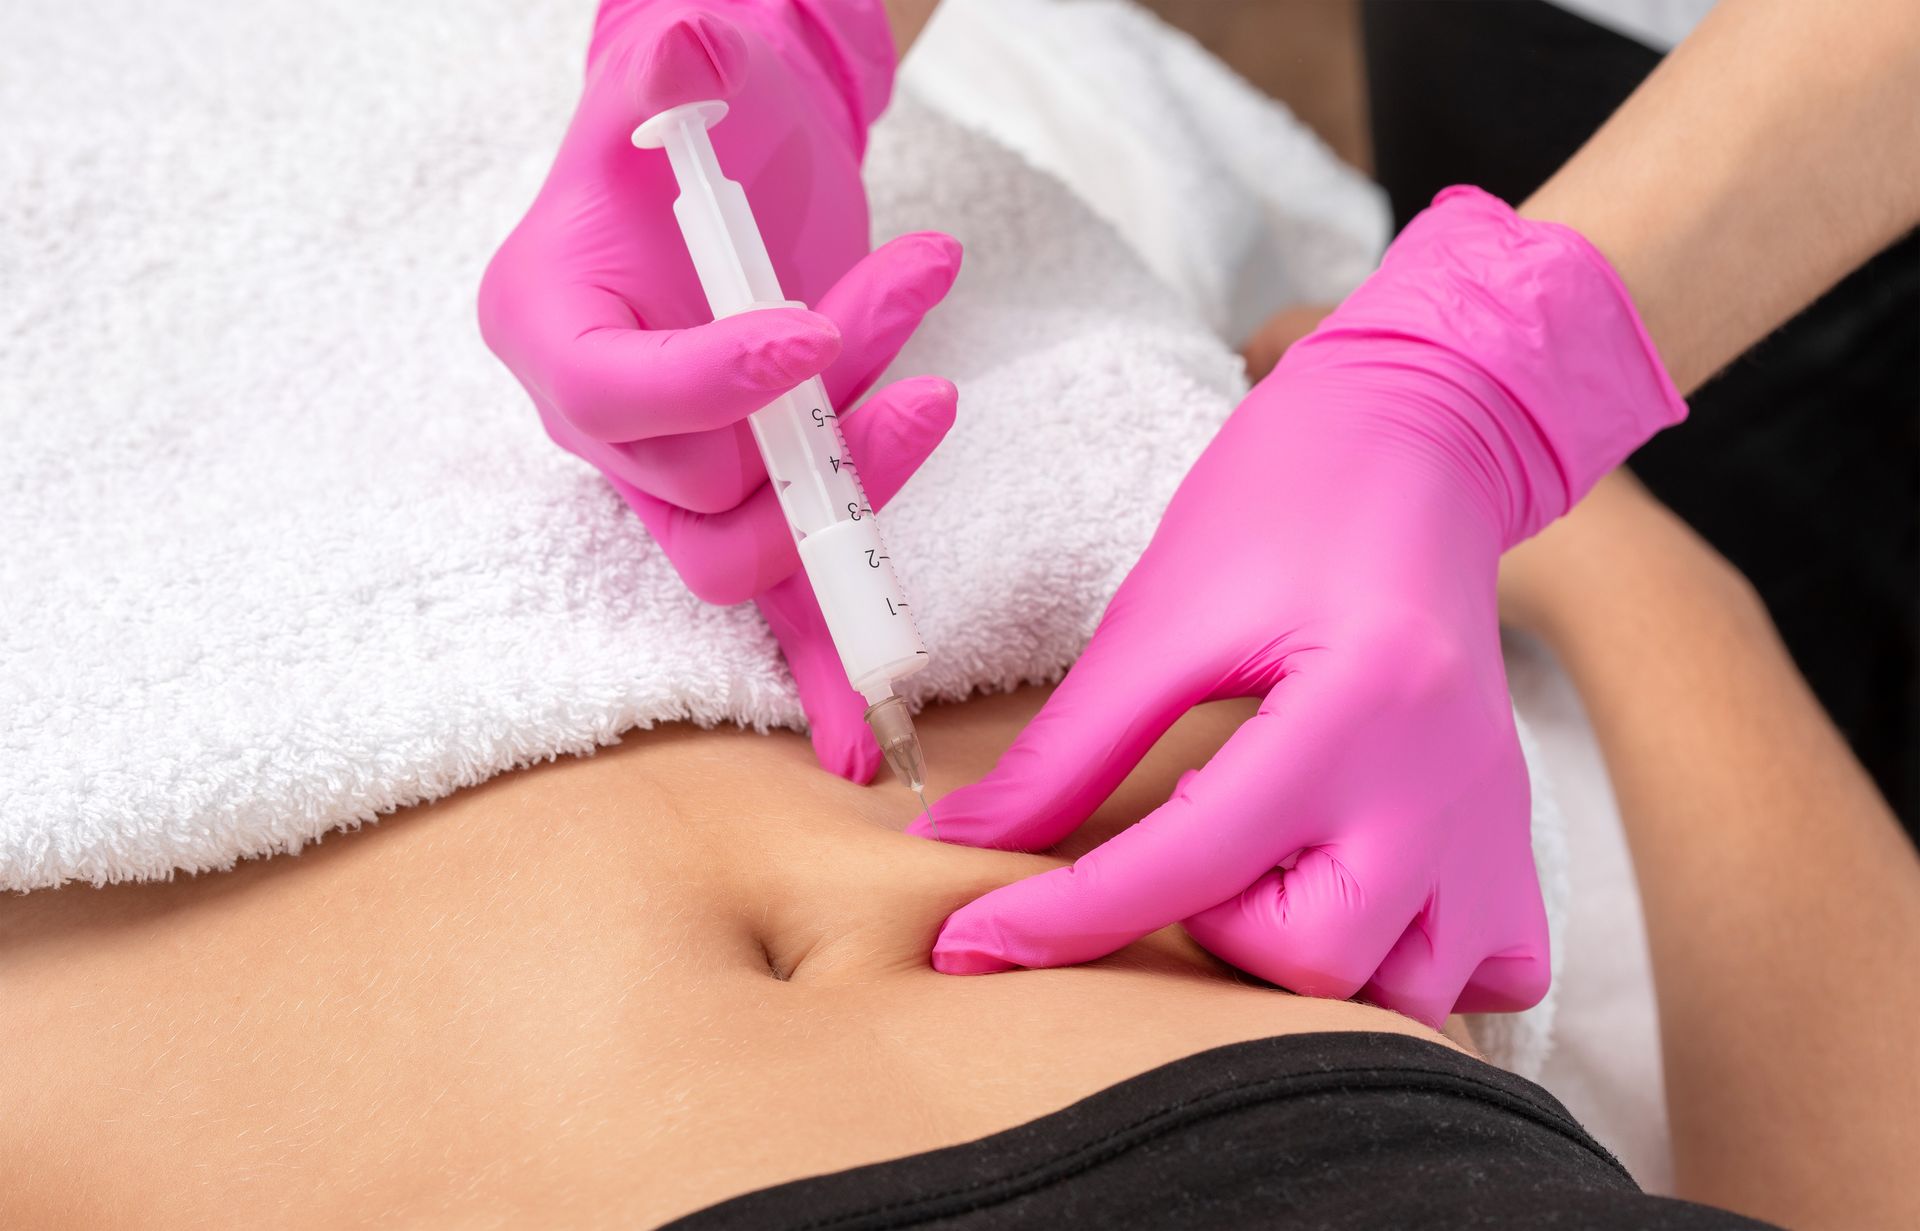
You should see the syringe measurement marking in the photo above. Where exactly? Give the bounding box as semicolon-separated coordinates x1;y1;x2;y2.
806;398;920;632
810;406;869;491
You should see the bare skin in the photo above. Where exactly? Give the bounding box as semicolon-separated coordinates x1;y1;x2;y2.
0;691;1455;1229
1252;308;1920;1227
1502;472;1920;1228
1244;0;1920;391
1237;302;1336;384
5;471;1916;1228
8;5;1915;1227
1460;4;1920;1212
883;0;940;58
867;2;1920;1221
1519;0;1920;394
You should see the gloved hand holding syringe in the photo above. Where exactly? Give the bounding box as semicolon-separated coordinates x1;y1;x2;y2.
634;100;935;820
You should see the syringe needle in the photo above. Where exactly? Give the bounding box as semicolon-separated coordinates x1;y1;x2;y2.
915;785;938;840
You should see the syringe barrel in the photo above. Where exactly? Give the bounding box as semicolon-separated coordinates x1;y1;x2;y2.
748;369;928;698
636;102;929;701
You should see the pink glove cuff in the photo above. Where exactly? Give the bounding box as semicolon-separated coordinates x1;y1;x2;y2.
589;0;896;155
1296;185;1688;544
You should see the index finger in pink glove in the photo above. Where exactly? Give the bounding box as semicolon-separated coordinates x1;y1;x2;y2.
597;229;962;515
923;635;1524;997
612;366;953;784
904;605;1210;853
618;372;957;605
928;637;1549;1030
748;364;958;781
478;4;847;445
481;1;943;785
478;0;899;506
604;228;961;606
918;187;1686;1028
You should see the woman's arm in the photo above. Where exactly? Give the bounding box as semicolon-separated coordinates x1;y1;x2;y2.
1520;0;1920;394
1500;472;1920;1228
883;0;939;57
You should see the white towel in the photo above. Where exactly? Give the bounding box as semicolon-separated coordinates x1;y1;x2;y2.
2;0;1561;1077
902;0;1565;1079
902;0;1392;344
1;0;1246;889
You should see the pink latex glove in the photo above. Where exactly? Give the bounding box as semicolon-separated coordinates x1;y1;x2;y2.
915;188;1686;1028
479;0;961;782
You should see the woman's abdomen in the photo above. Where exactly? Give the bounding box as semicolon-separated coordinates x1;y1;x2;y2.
0;691;1452;1228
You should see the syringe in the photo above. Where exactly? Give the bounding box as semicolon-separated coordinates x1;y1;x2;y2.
633;101;934;816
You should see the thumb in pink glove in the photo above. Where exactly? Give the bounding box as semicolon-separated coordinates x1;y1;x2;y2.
913;188;1686;1029
479;0;960;782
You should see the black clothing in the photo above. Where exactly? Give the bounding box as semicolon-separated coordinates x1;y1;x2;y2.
1362;0;1920;833
665;1032;1775;1229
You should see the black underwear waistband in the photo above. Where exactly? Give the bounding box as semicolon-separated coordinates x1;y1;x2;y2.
662;1031;1770;1230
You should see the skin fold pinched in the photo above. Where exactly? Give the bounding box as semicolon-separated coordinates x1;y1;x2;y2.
918;189;1686;1028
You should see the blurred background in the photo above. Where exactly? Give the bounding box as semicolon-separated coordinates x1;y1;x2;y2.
1143;0;1372;171
1146;0;1918;834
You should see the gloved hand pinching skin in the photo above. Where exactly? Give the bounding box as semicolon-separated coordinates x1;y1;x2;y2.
479;0;961;782
913;188;1687;1028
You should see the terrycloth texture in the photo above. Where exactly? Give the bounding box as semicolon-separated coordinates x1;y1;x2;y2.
911;0;1566;1081
0;0;1244;889
1;0;1562;1078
